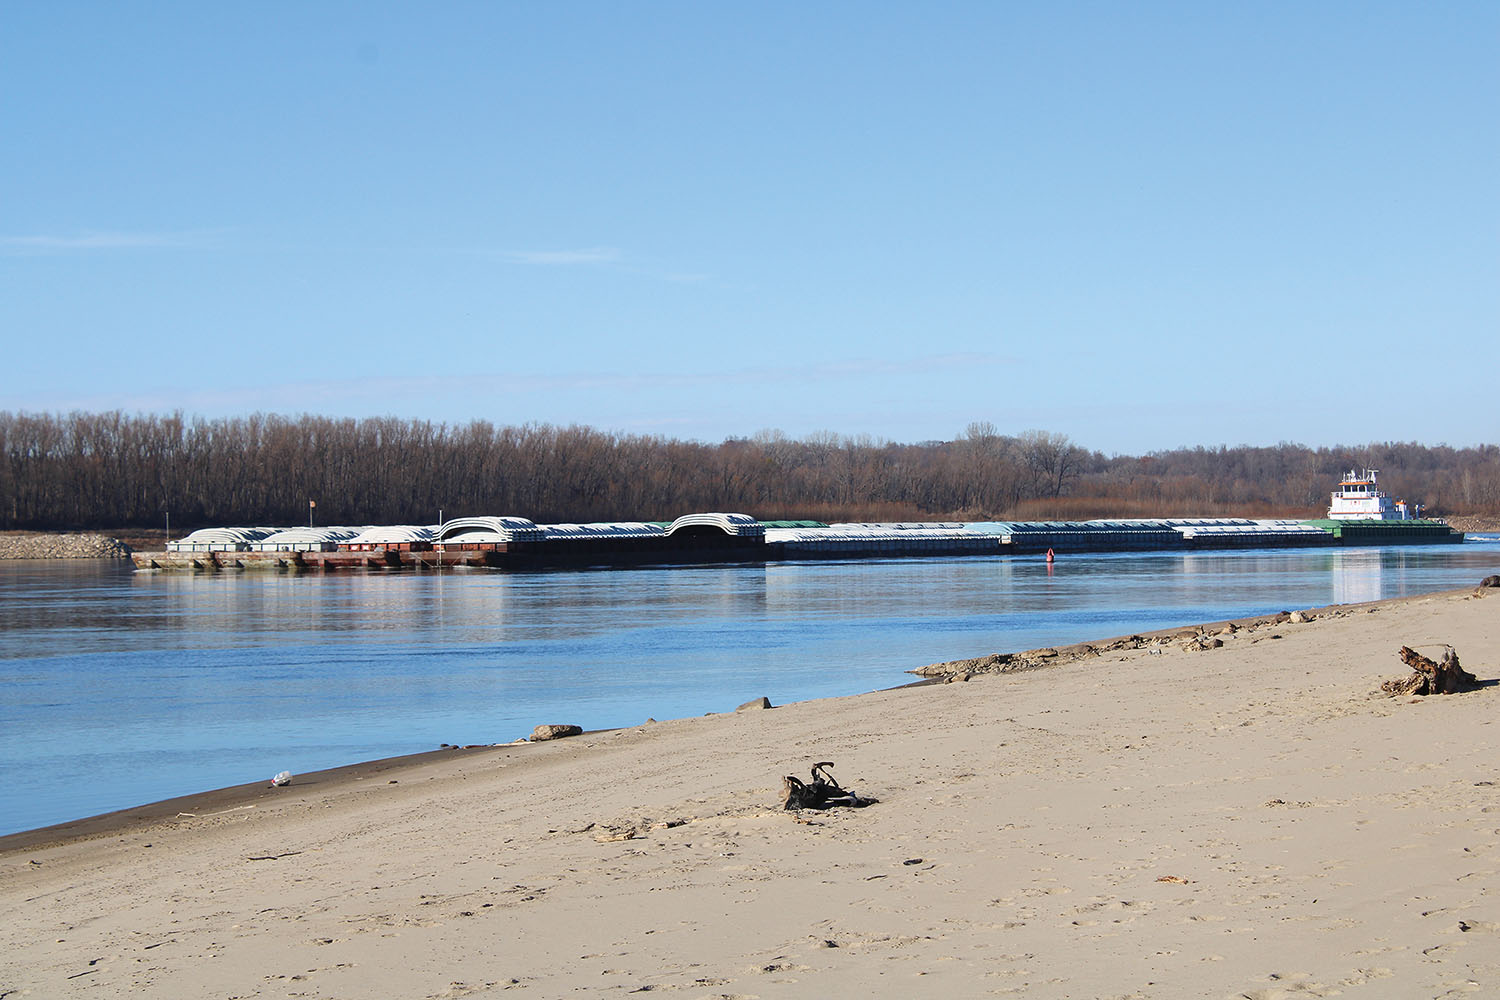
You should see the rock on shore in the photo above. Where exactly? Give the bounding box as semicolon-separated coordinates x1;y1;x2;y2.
0;532;133;559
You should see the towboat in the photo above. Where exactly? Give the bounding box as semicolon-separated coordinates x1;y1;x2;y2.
1326;469;1420;520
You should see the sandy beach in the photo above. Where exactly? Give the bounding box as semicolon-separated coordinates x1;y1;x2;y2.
3;585;1497;998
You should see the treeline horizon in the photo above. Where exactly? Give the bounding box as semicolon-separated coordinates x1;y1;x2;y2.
3;410;1498;531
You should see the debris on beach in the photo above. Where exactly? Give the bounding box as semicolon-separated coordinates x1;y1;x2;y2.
912;646;1070;678
782;761;875;811
736;696;773;712
1381;645;1480;696
529;724;583;741
269;770;293;787
913;637;1158;678
915;614;1348;679
584;816;688;843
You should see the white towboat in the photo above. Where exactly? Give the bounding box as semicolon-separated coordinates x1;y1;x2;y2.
1327;469;1420;520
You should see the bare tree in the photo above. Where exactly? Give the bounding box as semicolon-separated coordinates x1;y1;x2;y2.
1018;429;1083;498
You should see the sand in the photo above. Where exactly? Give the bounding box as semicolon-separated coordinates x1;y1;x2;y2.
2;586;1498;999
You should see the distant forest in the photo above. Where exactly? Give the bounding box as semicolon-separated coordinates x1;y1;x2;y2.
3;411;1498;531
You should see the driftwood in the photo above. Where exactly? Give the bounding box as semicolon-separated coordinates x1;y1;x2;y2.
1382;645;1479;696
782;762;875;811
530;724;582;741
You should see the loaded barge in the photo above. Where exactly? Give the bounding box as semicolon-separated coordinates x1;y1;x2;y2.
132;472;1464;572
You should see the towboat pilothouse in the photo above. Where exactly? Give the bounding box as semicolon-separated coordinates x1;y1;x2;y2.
1327;469;1420;520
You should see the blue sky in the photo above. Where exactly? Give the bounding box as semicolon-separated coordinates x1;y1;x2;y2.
3;2;1496;454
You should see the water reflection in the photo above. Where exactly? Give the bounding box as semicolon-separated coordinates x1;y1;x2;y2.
1331;550;1384;605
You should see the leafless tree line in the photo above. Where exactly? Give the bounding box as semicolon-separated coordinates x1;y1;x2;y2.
1;410;1496;530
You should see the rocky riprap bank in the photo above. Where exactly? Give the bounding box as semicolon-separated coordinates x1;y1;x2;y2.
0;533;133;559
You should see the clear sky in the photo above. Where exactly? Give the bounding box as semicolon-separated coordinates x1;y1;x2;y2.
3;2;1496;454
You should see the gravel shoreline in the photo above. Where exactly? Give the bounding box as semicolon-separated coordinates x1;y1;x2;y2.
0;532;133;559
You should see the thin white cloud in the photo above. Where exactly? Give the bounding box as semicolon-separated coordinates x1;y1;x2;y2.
0;230;211;253
14;354;1007;417
363;353;1005;395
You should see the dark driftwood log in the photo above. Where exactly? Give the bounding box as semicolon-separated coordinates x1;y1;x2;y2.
782;762;876;810
1382;646;1479;696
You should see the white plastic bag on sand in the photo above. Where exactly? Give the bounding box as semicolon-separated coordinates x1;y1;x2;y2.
271;770;293;787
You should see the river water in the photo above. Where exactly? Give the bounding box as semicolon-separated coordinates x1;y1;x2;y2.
2;542;1497;837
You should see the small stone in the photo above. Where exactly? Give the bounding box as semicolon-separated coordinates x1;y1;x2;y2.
945;671;971;683
736;697;773;712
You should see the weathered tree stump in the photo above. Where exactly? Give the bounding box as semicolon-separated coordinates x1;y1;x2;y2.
1382;646;1479;696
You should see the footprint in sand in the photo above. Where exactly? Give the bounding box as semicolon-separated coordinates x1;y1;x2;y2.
1240;971;1334;998
1069;898;1151;924
1339;967;1394;986
1457;920;1500;933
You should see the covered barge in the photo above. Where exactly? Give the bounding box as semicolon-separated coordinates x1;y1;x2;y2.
132;513;1464;573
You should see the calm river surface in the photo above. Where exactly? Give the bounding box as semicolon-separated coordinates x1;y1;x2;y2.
3;542;1498;837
